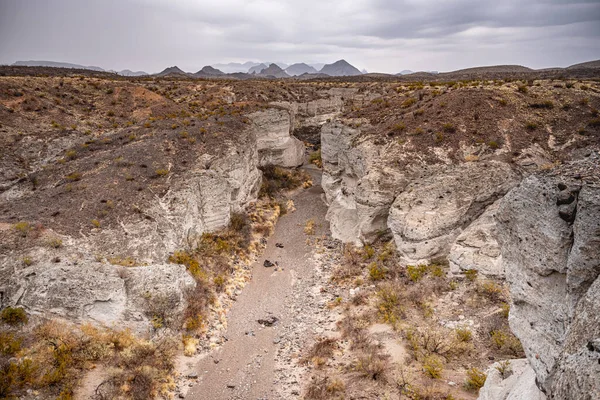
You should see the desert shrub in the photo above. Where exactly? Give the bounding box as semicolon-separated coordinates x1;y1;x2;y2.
353;350;390;381
229;212;249;232
1;308;28;326
362;244;375;260
308;150;322;168
401;98;416;108
517;85;528;94
495;360;512;379
464;269;478;281
304;219;316;235
525;121;538;131
464;367;486;391
588;118;600;128
305;376;345;399
477;280;505;302
455;327;473;342
154;168;169;177
259;164;309;198
423;355;444;378
376;284;403;324
65;172;82;182
13;221;31;237
393;122;406;132
303;337;337;366
338;313;371;350
407;264;428;282
490;329;523;355
442;123;456;133
529;100;554;109
565;82;574;88
369;262;386;281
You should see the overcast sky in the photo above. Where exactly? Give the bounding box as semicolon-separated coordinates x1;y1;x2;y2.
1;0;599;74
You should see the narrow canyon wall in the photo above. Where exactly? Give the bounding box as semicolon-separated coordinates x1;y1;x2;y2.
494;154;600;398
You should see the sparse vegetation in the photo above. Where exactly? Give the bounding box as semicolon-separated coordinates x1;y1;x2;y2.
1;307;28;326
464;367;486;391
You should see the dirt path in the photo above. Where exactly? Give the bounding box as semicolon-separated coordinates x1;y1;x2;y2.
186;165;331;400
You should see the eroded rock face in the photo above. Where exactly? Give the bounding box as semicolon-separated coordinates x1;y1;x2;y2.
321;122;406;243
88;137;262;263
3;257;194;332
249;108;305;167
449;201;503;277
495;154;600;398
389;161;519;263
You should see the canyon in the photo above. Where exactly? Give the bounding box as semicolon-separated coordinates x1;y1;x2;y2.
0;67;599;399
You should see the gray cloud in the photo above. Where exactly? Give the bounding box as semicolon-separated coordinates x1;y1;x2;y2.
0;0;599;74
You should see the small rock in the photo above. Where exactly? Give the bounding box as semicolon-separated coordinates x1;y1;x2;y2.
276;243;284;248
258;316;279;327
264;260;275;268
187;372;198;379
179;393;185;399
226;384;235;389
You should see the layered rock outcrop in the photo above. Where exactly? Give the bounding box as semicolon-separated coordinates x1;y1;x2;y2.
493;153;600;398
321;122;405;243
249;108;305;167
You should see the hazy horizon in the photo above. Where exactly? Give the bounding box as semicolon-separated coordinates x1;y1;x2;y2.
1;0;599;74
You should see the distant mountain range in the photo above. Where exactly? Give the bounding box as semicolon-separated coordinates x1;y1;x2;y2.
10;58;600;80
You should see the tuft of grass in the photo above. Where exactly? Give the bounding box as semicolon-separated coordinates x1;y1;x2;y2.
525;121;538;131
1;307;28;326
91;219;101;228
47;237;63;248
65;172;82;182
401;98;416;108
304;219;316;235
455;327;473;342
13;221;31;237
442;123;456;133
465;269;478;282
155;169;169;177
517;85;528;94
308;150;322;168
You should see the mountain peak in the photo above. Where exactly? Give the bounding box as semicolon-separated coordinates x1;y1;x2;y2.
319;60;362;76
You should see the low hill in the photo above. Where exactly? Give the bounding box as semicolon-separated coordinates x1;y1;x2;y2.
13;60;105;72
567;60;600;69
446;65;533;74
118;69;148;77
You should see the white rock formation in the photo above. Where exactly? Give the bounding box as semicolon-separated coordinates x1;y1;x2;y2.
478;359;546;400
249;108;305;167
449;201;504;277
321;122;406;243
388;161;519;264
4;259;195;332
495;154;600;398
